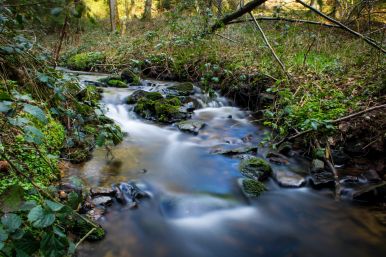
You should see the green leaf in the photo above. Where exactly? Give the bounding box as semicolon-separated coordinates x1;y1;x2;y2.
20;200;37;211
23;104;47;124
23;125;44;145
53;226;66;238
0;227;8;242
40;232;67;257
27;206;55;228
67;191;80;210
13;233;39;255
1;214;22;233
0;101;12;112
68;241;76;255
11;229;25;240
0;185;24;213
7;117;30;127
45;200;64;212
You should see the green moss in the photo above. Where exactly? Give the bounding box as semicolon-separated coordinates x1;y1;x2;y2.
72;218;105;241
134;94;182;123
242;179;266;197
239;157;272;181
107;79;127;88
120;68;141;85
66;52;105;71
168;82;194;96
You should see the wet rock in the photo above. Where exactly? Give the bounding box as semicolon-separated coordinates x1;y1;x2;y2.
309;171;335;187
92;196;113;206
266;152;289;165
361;169;382;183
114;182;150;205
83;80;106;88
134;94;188;123
120;68;140;84
352;182;386;202
90;187;117;197
166;82;194;96
239;157;272;181
238;178;266;197
277;142;292;156
340;176;361;186
224;137;244;145
98;76;127;88
273;170;306;187
241;134;253;143
87;207;105;221
311;159;325;172
331;149;350;166
211;145;258;156
176;120;205;134
126;90;163;104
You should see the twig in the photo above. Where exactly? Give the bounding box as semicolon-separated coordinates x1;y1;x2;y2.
295;0;386;54
229;16;341;28
248;12;290;79
75;228;96;249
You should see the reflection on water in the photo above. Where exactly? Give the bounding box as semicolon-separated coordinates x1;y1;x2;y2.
64;73;386;257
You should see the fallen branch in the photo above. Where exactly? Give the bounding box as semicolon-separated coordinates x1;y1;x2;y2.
229;16;341;28
248;12;290;78
214;33;240;43
295;0;386;54
209;0;268;34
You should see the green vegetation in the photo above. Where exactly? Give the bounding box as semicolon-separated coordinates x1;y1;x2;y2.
134;93;183;123
239;157;272;181
242;178;266;197
66;52;105;71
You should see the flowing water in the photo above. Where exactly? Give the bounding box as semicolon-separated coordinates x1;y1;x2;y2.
63;70;386;257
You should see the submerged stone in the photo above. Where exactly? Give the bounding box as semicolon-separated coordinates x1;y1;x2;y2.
176;120;205;134
92;196;113;206
238;178;266;197
90;187;117;197
239;157;272;181
273;170;306;188
211;145;258;156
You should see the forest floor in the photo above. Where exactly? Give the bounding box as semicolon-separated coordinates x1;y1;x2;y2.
46;14;386;177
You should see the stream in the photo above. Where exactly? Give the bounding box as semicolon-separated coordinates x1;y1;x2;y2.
62;70;386;257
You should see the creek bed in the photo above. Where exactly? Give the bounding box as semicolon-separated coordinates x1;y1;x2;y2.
63;70;386;257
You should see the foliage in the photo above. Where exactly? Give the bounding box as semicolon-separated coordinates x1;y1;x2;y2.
66;52;105;71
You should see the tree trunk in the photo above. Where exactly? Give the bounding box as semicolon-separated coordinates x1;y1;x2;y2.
143;0;152;20
109;0;117;32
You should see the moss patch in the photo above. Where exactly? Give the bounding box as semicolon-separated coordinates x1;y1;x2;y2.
242;178;266;197
133;93;184;123
239;157;272;181
66;52;105;71
167;82;194;96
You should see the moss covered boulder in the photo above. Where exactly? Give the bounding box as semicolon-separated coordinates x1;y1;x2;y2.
239;157;272;181
239;178;266;197
133;93;189;123
98;76;127;88
126;90;163;104
121;68;141;85
66;52;105;71
166;82;194;96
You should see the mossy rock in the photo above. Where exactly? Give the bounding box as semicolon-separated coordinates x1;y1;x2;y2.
166;82;194;96
66;52;105;71
239;157;272;181
134;94;186;123
126;90;163;104
239;178;266;197
98;76;127;88
121;68;141;85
